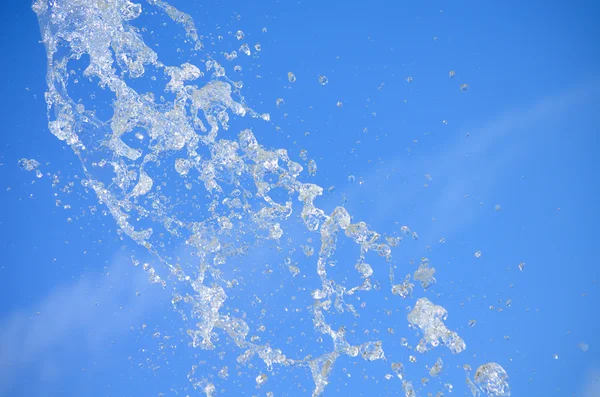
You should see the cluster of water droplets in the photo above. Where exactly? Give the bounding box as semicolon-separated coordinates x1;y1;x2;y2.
33;0;508;395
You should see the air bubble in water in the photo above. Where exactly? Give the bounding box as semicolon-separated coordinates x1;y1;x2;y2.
318;75;328;85
288;72;296;83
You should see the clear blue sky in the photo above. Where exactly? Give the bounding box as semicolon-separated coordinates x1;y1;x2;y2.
1;0;599;396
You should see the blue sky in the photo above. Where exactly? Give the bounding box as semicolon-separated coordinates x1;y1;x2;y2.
1;0;599;396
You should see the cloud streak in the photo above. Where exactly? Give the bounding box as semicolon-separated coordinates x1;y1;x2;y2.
0;253;167;394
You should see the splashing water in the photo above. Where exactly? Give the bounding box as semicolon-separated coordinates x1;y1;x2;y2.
19;158;40;171
473;363;511;396
33;0;509;395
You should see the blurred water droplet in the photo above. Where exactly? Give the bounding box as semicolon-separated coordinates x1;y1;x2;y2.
256;373;268;386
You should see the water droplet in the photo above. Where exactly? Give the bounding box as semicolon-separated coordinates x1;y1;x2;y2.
239;44;250;56
449;70;456;78
318;75;329;85
235;30;244;40
406;76;413;83
474;363;510;397
474;250;482;258
460;84;469;92
256;373;268;386
308;159;317;176
287;72;296;83
18;158;40;171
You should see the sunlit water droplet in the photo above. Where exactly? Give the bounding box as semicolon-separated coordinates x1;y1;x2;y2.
256;373;268;386
18;158;40;171
473;363;510;397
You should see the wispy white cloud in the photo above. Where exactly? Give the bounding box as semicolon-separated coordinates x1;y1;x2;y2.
326;80;600;241
0;253;166;394
583;368;600;397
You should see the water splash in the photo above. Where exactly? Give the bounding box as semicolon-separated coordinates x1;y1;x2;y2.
472;363;511;397
407;297;466;354
33;0;508;395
